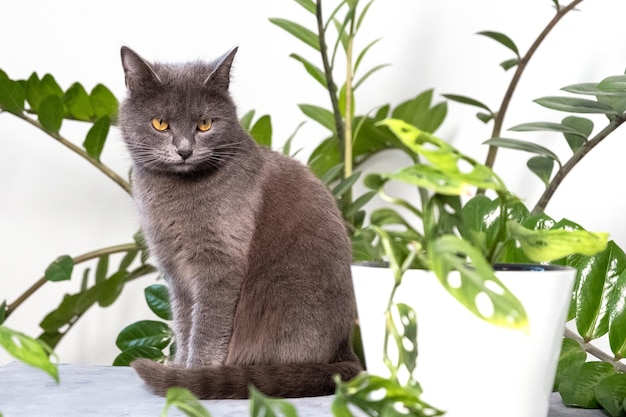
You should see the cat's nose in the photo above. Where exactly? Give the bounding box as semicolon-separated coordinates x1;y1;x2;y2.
177;148;193;160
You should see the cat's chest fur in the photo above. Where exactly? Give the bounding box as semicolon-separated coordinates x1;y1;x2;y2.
132;155;263;283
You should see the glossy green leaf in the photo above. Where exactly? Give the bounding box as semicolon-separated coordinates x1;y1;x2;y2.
249;386;298;417
45;255;74;282
114;346;165;367
249;114;272;147
64;82;94;120
527;156;554;186
269;18;320;51
484;137;561;164
289;53;327;88
298;104;335;132
116;320;171;351
562;116;593;152
554;338;586;391
571;241;626;341
37;95;64;134
534;96;618;115
160;387;212;417
0;78;25;114
429;235;528;329
607;268;626;358
90;84;118;119
39;74;64;99
508;220;607;262
477;31;520;57
559;362;617;408
145;284;172;320
25;72;41;111
83;116;110;161
0;326;58;383
96;271;126;307
594;373;626;417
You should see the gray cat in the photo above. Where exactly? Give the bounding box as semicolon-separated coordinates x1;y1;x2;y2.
118;46;361;399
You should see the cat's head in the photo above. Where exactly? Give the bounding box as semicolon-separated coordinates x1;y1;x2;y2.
118;47;248;175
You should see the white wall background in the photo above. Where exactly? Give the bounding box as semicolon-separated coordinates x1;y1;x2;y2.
1;0;625;365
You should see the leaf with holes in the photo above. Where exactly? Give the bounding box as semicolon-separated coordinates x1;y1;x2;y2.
385;303;418;377
249;386;298;417
429;235;528;329
559;362;617;408
160;387;212;417
0;326;58;382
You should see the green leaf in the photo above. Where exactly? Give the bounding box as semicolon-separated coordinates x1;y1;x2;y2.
37;95;64;134
249;386;298;417
293;0;316;14
597;75;626;94
64;82;94;120
249;115;272;147
483;137;561;164
354;37;382;75
571;241;626;340
353;63;391;90
391;90;447;133
562;116;593;153
25;72;41;111
83;116;110;161
442;94;493;113
559;362;617;408
289;53;327;88
298;104;335;132
116;320;171;351
308;137;340;179
508;220;607;263
90;84;118;119
509;121;589;138
119;249;138;272
527;156;554;186
332;171;361;197
595;374;626;417
39;74;64;99
554;338;586;390
385;303;418;376
45;255;74;282
477;31;520;57
239;109;255;131
145;285;172;320
97;271;126;307
534;96;618;115
269;18;320;51
500;58;519;71
345;191;376;218
0;78;25;114
0;326;58;382
160;387;212;417
95;255;109;283
113;346;164;367
429;235;528;329
607;268;626;358
0;300;6;325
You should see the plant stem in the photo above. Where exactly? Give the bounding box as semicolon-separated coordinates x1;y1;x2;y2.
15;113;132;195
532;115;626;215
316;1;346;155
564;327;626;373
484;0;585;169
4;243;140;320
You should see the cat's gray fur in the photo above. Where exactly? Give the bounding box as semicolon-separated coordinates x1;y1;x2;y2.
118;46;361;399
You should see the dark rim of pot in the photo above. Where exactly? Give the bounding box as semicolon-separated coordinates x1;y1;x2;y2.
352;261;572;272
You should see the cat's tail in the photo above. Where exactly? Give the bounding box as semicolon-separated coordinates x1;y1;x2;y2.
131;358;362;399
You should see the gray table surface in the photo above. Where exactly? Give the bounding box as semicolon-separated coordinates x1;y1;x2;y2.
0;361;605;417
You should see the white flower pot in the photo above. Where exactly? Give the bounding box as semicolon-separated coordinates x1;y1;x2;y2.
352;263;576;417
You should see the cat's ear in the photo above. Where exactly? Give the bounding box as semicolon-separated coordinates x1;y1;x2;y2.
204;47;238;90
120;46;162;93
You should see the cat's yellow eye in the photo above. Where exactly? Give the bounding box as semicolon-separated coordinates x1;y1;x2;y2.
197;118;213;132
151;118;169;131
